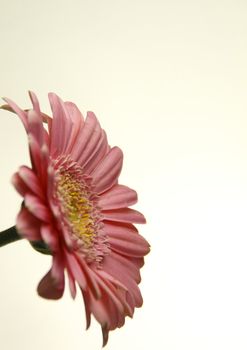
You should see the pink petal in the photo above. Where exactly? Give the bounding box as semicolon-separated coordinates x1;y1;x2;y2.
102;254;143;307
16;207;41;241
65;252;87;290
83;130;109;174
2;97;28;131
27;110;45;148
28;91;41;115
11;172;30;197
40;224;59;252
75;112;103;167
103;208;146;224
70;111;98;164
24;193;50;222
103;247;142;282
18;166;43;199
37;255;65;300
98;184;137;210
48;93;72;157
67;270;77;299
91;147;123;194
79;258;101;299
105;223;150;257
82;290;91;329
64;101;84;154
28;134;43;176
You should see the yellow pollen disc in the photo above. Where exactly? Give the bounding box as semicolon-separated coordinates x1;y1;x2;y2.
57;173;95;247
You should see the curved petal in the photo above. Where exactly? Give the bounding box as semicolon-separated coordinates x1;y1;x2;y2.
18;166;44;199
16;206;41;241
64;101;84;155
2;97;28;131
71;111;98;164
24;193;51;222
102;208;146;224
98;184;137;210
48;93;72;157
37;254;65;300
40;224;59;252
12;172;30;197
27;110;45;148
91;147;123;194
104;221;150;257
83;130;109;174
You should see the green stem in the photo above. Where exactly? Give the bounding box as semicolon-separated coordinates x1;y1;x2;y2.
0;226;22;247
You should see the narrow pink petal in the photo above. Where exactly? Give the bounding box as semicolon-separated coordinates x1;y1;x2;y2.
81;290;91;330
67;270;77;299
79;258;101;299
28;91;41;115
64;101;84;154
37;268;64;300
16;207;41;241
89;293;111;331
70;111;98;163
18;166;43;199
102;254;143;307
40;224;59;252
102;208;146;224
28;134;43;176
24;193;50;222
76;113;102;166
51;253;65;286
37;270;63;299
107;232;150;258
83;130;109;174
38;254;65;300
91;269;125;314
103;249;142;283
65;252;87;290
2;97;28;130
98;184;137;210
48;93;72;157
91;147;123;194
11;172;30;197
27;110;45;148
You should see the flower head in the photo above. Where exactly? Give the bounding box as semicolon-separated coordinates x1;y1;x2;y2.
2;92;150;346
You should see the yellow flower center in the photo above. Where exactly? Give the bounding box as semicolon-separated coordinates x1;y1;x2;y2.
57;172;96;248
53;158;110;264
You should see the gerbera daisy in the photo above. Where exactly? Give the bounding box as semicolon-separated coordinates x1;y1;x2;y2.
1;92;150;346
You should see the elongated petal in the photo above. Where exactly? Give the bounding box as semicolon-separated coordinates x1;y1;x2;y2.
18;166;43;199
24;193;50;222
16;206;42;241
83;130;109;174
2;97;28;130
28;91;41;115
65;252;87;290
64;101;84;154
11;172;30;197
49;93;72;157
40;224;59;252
37;255;65;300
103;208;146;224
105;222;150;257
27;110;45;148
98;184;137;209
91;147;123;194
71;111;98;164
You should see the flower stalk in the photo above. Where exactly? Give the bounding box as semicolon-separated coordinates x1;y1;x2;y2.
0;226;22;247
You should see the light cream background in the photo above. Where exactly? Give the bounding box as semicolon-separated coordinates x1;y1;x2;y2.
1;0;247;349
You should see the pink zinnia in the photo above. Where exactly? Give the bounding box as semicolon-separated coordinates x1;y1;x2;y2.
2;92;150;346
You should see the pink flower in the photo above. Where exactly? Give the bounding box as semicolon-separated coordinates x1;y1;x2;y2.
2;92;150;346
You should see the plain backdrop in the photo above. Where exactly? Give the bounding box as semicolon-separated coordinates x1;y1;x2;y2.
1;1;247;349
